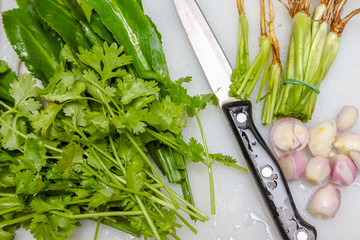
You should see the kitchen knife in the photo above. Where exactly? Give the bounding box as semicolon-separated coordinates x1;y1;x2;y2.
172;0;317;240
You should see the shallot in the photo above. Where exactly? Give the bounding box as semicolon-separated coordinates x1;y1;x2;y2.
307;184;341;219
308;120;337;157
336;106;358;131
330;154;357;186
349;149;360;170
270;117;309;157
305;156;330;185
333;132;360;154
277;151;306;181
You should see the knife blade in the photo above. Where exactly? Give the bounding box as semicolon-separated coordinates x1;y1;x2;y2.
172;0;317;240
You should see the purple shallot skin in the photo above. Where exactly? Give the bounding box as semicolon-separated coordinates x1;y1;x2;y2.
330;154;357;186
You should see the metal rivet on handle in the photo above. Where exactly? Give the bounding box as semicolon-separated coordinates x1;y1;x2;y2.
236;113;247;123
296;230;308;240
261;166;273;178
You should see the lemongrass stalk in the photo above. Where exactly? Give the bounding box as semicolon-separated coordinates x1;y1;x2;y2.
231;9;249;81
311;3;327;42
262;63;281;125
275;34;295;115
260;0;282;125
303;22;328;84
290;12;312;103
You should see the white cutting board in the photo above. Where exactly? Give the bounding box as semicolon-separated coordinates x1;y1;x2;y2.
2;0;360;239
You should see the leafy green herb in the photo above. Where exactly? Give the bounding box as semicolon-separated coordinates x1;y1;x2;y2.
1;0;247;239
0;43;211;240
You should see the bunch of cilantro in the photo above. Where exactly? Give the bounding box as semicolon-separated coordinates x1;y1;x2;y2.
0;0;247;239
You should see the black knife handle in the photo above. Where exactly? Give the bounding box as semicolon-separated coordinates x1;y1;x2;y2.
222;100;317;240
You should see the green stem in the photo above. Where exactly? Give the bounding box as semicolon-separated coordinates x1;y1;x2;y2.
173;211;197;234
135;195;161;240
215;159;248;173
194;110;215;215
0;193;17;197
91;144;124;173
0;100;12;110
0;213;36;228
0;206;20;216
50;210;143;219
44;144;63;153
146;128;180;151
124;131;179;209
109;136;127;177
93;218;101;240
90;148;122;186
171;232;182;240
144;172;208;221
145;183;207;221
80;76;123;114
81;162;150;197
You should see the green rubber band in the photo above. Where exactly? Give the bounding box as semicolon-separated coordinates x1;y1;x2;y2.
283;78;320;94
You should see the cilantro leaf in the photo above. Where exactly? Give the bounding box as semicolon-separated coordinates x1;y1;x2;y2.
117;74;159;105
124;107;147;134
145;96;186;135
78;42;131;82
9;74;40;109
31;102;63;136
30;196;70;214
88;187;114;208
15;170;45;195
0;114;27;151
185;137;204;163
63;100;88;128
41;71;86;102
210;153;237;164
55;142;84;178
186;93;218;117
163;76;192;105
126;158;145;192
86;111;111;135
24;138;47;172
30;214;74;240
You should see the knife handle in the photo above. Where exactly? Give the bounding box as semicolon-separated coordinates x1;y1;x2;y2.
222;100;317;240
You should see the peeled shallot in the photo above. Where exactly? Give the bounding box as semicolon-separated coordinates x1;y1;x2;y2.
270;117;309;157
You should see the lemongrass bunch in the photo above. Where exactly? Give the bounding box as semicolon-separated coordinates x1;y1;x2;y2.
295;1;360;117
230;0;271;99
275;0;360;121
275;0;312;120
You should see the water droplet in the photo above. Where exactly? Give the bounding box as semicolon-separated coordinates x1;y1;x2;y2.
244;212;277;240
